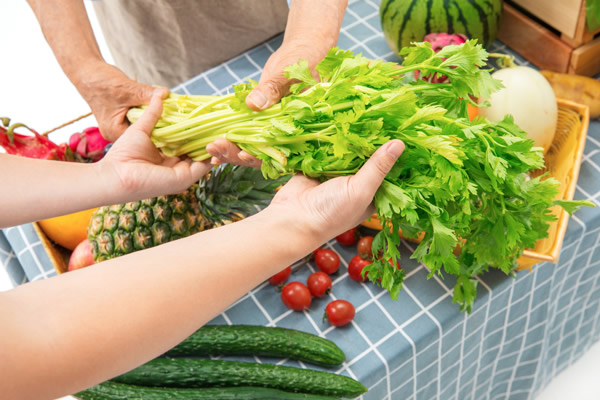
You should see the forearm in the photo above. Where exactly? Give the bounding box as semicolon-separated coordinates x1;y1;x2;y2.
284;0;348;48
0;154;117;227
0;208;321;399
26;0;105;98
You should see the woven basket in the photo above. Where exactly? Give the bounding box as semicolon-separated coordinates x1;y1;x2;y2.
361;98;590;271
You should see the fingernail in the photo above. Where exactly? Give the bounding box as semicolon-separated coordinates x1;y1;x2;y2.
387;141;404;160
247;90;269;110
210;157;220;165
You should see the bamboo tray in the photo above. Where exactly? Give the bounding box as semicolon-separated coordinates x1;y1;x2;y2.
361;98;590;271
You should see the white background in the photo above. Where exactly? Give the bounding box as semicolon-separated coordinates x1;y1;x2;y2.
0;1;599;400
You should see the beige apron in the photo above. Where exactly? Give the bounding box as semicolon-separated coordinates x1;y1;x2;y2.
93;0;289;87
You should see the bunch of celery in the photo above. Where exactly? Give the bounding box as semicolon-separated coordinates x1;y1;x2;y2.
128;41;591;312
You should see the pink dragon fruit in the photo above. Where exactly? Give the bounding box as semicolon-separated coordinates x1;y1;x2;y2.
0;118;69;161
69;127;111;162
416;33;469;83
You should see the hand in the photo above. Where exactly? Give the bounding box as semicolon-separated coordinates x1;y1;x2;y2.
79;62;169;141
205;42;334;168
266;140;405;242
99;89;211;202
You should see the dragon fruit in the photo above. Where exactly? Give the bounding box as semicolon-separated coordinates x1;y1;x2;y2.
68;127;111;162
416;33;469;83
0;118;70;161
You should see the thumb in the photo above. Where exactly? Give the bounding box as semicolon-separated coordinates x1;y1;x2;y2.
246;74;289;111
351;140;405;196
130;89;165;135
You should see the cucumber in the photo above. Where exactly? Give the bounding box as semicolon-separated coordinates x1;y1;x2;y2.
166;325;345;367
112;358;367;398
76;381;341;400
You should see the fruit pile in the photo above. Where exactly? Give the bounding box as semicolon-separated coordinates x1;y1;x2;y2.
267;226;397;328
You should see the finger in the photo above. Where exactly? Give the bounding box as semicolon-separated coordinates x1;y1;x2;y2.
246;73;289;111
130;83;169;106
238;151;262;168
350;140;405;196
130;89;165;135
207;139;258;167
170;159;212;190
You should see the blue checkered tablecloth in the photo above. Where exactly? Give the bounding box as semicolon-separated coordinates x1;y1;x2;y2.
3;1;600;399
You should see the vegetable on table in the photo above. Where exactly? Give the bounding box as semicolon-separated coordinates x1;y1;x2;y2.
165;324;346;368
314;249;341;275
77;381;342;400
127;41;593;312
335;226;358;246
112;357;367;398
348;255;372;282
478;56;558;154
307;271;332;297
324;300;356;327
540;70;600;119
269;266;292;286
281;281;312;311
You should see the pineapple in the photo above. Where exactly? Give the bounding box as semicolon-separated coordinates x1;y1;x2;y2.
88;164;287;262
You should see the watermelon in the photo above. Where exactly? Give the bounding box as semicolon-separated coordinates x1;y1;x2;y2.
380;0;503;54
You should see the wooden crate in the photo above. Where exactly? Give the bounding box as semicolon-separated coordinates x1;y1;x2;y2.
498;1;600;76
361;98;590;271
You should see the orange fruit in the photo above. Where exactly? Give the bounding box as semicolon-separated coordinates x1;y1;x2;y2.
38;208;98;251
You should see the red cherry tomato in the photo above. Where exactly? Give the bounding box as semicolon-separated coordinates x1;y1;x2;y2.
269;266;292;285
314;249;340;274
281;282;312;311
348;255;373;282
335;227;358;246
324;300;355;327
307;272;332;297
357;236;374;259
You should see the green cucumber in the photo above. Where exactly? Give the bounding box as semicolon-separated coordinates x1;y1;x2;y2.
166;325;345;367
112;358;367;398
76;381;341;400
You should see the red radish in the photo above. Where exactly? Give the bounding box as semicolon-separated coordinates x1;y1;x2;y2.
0;119;69;161
68;239;95;271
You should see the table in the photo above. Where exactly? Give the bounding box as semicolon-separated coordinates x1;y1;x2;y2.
2;1;600;399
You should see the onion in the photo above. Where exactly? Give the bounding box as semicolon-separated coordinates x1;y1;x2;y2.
478;66;557;153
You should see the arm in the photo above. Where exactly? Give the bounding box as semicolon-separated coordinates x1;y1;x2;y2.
0;139;404;400
26;0;166;141
0;90;209;228
207;0;348;167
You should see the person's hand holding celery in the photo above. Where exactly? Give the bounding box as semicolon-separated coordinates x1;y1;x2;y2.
206;0;348;167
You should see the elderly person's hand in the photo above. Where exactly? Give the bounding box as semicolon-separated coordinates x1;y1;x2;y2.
207;0;348;168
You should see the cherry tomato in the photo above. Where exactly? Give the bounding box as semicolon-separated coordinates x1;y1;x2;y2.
281;282;312;311
269;266;292;285
356;236;374;259
348;255;373;282
307;272;332;297
324;300;355;327
314;249;341;274
335;227;358;246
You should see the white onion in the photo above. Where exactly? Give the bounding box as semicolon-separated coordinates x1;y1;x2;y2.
478;66;557;153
